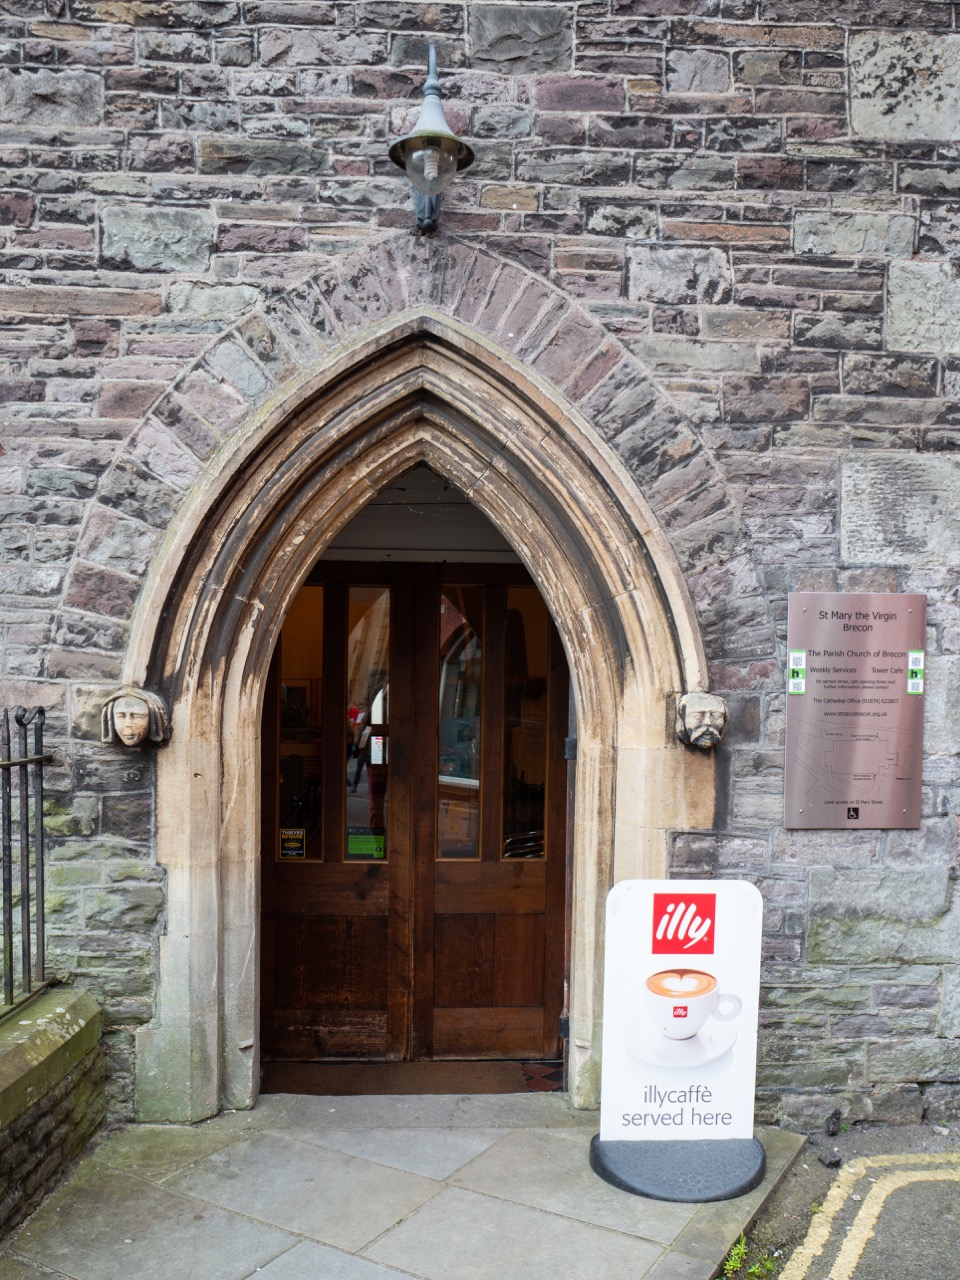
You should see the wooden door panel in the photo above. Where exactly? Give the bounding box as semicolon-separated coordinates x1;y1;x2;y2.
272;916;305;1013
270;1013;389;1060
301;916;388;1009
434;860;546;913
432;1007;544;1058
433;915;496;1007
492;913;545;1006
270;864;389;916
433;913;546;1010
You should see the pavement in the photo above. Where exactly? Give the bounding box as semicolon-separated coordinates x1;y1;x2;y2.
0;1092;805;1280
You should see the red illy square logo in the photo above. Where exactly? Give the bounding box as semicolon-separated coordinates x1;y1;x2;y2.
672;1006;688;1019
652;893;716;954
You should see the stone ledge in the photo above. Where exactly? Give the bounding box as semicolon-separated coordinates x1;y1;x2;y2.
0;986;102;1130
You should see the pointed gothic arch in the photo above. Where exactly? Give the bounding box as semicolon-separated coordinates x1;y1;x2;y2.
129;313;717;1122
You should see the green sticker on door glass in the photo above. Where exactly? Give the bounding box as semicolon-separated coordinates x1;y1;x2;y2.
347;828;386;859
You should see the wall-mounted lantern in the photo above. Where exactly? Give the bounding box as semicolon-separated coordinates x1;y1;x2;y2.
388;44;475;235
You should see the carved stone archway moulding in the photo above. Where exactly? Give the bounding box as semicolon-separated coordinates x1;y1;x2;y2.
104;236;747;1123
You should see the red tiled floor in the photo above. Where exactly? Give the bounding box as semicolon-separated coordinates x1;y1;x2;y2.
520;1061;564;1092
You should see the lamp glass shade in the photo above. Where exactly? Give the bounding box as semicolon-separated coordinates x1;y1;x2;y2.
401;136;461;196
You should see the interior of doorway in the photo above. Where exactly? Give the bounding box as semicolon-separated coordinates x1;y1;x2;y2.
259;467;572;1096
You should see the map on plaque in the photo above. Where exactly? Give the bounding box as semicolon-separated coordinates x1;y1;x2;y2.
785;592;926;830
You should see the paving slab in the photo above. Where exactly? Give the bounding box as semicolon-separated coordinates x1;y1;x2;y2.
644;1251;717;1280
165;1128;441;1251
0;1260;52;1280
85;1119;238;1179
248;1091;599;1130
253;1240;413;1280
10;1163;295;1280
363;1185;665;1280
450;1127;698;1243
303;1126;505;1178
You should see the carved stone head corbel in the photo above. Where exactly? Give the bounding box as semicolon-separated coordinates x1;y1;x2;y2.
676;690;728;750
101;686;171;747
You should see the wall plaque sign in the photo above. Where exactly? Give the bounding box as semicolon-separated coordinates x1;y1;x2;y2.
785;592;926;829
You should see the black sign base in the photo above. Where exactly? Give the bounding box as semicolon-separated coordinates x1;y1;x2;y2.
590;1134;766;1203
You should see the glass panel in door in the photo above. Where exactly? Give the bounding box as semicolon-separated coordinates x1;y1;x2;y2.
437;586;483;859
345;585;390;861
502;586;548;859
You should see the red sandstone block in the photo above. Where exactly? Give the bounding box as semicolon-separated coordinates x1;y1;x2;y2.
216;223;306;252
671;20;844;49
554;270;624;302
565;341;623;403
14;228;94;251
663;220;791;245
452;260;503;326
0;192;35;228
494;278;556;344
175;369;248;433
534;74;625;112
64;563;140;622
437;241;480;312
474;266;528;335
0;287;161;317
105;96;158;130
0;380;44;403
530;312;598;388
536;114;587;146
98;381;165;420
755;89;845;115
737;156;805;190
342;257;400;323
786;116;847;141
72;320;120;358
319;275;367;333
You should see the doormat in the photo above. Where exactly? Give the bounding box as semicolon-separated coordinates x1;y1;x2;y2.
261;1060;562;1096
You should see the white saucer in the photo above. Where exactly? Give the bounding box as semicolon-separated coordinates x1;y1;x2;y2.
624;1013;737;1069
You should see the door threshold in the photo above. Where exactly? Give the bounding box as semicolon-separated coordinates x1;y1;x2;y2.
260;1059;564;1096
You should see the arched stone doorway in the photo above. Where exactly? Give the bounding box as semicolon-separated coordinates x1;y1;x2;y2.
261;468;571;1075
128;314;714;1122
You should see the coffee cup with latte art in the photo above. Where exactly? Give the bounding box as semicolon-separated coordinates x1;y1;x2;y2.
645;968;741;1040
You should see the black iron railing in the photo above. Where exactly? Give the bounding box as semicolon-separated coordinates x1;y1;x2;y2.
1;706;52;1011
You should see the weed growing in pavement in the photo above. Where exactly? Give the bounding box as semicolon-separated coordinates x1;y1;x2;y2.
722;1234;780;1278
723;1234;748;1277
747;1257;777;1277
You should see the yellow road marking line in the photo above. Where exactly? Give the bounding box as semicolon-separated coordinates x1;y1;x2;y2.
827;1168;960;1280
779;1152;960;1280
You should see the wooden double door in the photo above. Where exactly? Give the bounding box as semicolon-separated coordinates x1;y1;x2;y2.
261;563;568;1063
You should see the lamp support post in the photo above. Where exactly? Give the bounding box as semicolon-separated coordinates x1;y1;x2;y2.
414;188;441;236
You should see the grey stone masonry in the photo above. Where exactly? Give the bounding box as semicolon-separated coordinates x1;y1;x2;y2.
0;2;958;1126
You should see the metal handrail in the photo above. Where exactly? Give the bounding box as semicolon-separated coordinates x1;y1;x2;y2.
1;706;52;1011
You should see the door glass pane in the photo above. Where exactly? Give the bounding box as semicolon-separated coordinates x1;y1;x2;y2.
346;585;390;860
437;586;483;859
503;586;548;858
278;586;323;860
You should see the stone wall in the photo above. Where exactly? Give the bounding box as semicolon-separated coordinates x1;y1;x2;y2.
0;988;105;1236
0;3;958;1123
0;1048;105;1238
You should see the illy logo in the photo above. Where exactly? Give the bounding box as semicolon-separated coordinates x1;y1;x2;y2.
652;893;716;954
673;1006;688;1019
